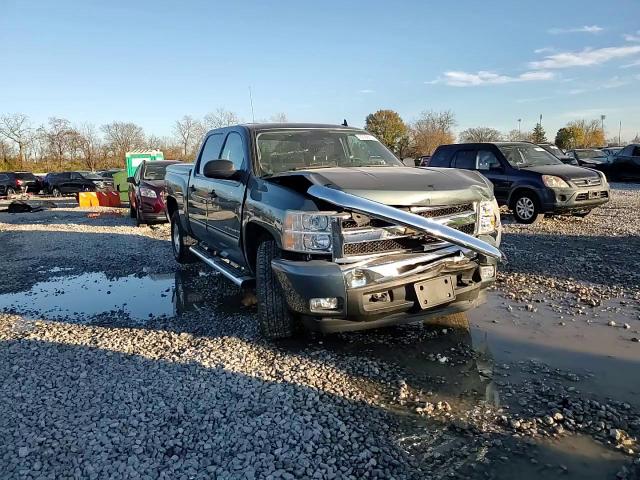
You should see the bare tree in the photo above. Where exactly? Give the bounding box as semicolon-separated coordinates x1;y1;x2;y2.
459;127;503;143
505;129;533;142
173;115;202;156
40;117;76;168
101;121;145;161
0;113;32;168
411;110;457;156
203;108;241;129
74;123;102;171
269;112;288;123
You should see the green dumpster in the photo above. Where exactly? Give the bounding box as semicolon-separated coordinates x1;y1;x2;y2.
112;170;129;203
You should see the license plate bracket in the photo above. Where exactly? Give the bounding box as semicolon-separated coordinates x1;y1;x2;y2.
589;190;598;199
414;275;455;310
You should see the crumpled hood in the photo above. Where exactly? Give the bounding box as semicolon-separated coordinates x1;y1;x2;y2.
274;166;494;206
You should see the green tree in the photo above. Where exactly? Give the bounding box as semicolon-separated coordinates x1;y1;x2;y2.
531;123;547;143
364;109;408;154
555;128;572;150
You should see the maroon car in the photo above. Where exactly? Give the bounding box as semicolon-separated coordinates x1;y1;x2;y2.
128;160;180;225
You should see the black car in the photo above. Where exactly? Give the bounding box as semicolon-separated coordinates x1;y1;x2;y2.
565;149;609;169
43;171;114;196
607;144;640;180
0;171;41;196
537;143;578;165
428;142;610;223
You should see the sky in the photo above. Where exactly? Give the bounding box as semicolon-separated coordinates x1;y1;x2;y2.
1;0;640;141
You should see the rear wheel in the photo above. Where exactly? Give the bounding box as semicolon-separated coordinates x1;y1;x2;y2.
170;211;196;264
256;239;295;339
52;187;62;197
511;192;543;224
6;187;15;196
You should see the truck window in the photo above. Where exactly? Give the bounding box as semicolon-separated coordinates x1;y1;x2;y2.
220;132;245;171
198;133;225;175
452;150;477;170
428;149;449;167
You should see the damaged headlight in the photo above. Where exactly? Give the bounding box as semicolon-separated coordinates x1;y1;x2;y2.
478;199;500;235
282;211;335;253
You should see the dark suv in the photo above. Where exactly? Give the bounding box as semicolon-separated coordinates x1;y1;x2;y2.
43;171;114;196
0;172;41;196
428;142;610;223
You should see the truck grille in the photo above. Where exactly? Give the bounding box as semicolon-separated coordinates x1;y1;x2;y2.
341;203;474;229
343;237;438;256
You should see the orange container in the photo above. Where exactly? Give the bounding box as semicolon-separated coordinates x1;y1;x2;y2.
78;191;121;208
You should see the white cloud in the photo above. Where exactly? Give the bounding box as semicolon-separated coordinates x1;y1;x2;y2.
358;89;375;94
529;45;640;69
602;76;629;89
534;47;555;54
549;25;603;34
430;70;554;87
621;60;640;68
623;31;640;42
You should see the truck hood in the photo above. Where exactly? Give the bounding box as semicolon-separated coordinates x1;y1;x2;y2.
274;166;493;206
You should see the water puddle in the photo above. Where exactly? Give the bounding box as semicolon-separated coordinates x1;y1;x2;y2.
0;268;246;324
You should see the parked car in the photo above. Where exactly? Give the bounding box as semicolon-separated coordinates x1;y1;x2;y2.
418;155;431;166
429;142;610;223
607;144;640;180
537;143;578;165
128;160;180;225
43;171;114;196
602;146;623;159
565;149;609;169
165;123;503;339
98;169;122;179
0;171;41;195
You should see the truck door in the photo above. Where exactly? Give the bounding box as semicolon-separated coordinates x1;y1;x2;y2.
190;133;224;241
205;130;247;265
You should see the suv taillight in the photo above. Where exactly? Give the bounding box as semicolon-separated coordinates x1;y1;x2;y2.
16;179;23;186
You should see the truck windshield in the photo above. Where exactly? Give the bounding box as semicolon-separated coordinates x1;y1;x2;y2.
498;144;562;168
256;129;402;176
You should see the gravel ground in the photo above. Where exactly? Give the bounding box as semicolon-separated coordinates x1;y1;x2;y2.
1;189;640;479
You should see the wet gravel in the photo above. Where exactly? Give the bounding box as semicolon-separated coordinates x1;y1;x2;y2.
1;188;640;479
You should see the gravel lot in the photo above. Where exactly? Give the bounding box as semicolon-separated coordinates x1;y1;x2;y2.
1;187;639;479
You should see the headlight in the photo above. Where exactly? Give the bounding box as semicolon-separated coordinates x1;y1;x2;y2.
139;186;157;198
283;211;335;253
478;199;500;235
542;175;570;188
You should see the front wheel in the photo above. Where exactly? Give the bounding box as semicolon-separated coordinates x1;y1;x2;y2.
170;212;196;264
256;239;295;339
6;187;15;196
511;192;543;224
52;187;62;197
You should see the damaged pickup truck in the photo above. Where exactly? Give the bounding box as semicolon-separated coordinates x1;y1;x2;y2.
165;123;503;338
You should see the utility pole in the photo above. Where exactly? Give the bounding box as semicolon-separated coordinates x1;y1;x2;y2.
517;118;522;135
539;114;543;127
618;120;622;146
248;87;256;123
601;114;606;137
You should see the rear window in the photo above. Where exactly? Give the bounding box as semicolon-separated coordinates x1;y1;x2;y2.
143;163;172;180
15;172;36;180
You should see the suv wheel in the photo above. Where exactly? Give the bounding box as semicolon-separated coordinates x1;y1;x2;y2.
129;205;136;218
6;187;15;196
136;207;144;227
170;211;196;263
511;192;543;224
256;239;295;339
52;187;62;197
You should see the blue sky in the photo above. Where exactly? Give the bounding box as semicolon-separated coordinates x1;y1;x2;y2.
2;0;639;141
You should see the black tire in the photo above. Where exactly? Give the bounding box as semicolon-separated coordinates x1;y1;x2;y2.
6;187;15;196
511;192;543;224
424;312;470;331
170;211;196;264
573;210;592;218
52;187;62;197
135;207;144;227
256;239;295;339
129;205;136;218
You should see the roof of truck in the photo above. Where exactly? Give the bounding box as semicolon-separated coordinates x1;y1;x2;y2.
240;123;358;131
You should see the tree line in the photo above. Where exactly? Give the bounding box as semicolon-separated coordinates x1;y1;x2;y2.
0;109;287;172
364;109;636;157
1;108;636;172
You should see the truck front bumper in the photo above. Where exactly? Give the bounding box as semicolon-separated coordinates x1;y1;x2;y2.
271;244;498;333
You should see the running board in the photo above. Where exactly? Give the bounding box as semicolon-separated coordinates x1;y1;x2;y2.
189;246;254;287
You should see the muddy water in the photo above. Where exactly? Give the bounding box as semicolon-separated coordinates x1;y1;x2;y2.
468;292;640;408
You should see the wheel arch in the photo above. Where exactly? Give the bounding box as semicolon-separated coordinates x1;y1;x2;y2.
507;186;541;208
244;221;280;274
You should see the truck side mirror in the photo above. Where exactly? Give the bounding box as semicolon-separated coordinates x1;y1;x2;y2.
203;159;237;179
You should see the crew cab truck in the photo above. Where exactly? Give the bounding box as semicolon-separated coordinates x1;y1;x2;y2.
165;124;503;339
